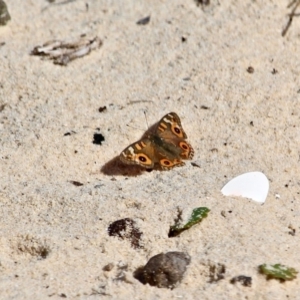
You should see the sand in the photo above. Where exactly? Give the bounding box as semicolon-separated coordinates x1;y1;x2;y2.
1;0;300;299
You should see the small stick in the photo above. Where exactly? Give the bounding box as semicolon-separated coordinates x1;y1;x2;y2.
282;0;300;37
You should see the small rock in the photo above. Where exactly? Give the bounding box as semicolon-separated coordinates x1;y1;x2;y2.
247;66;254;74
93;133;105;145
230;275;252;287
142;252;191;289
136;15;150;25
103;263;114;272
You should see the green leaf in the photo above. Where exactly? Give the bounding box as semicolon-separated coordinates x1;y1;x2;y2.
169;207;210;237
259;263;298;281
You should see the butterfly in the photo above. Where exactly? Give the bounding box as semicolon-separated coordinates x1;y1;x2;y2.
120;112;194;170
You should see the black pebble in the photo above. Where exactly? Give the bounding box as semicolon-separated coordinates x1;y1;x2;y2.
230;275;252;287
93;133;105;145
136;15;150;25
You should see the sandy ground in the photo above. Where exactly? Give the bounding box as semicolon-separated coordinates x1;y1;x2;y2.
1;0;300;299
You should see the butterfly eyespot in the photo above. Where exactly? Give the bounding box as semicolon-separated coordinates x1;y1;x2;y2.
180;142;189;150
161;159;171;166
174;127;181;134
138;155;147;162
171;124;184;138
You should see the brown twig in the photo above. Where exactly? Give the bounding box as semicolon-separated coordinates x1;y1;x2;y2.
282;0;300;37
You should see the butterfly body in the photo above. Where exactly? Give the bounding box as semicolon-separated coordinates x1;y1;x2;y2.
120;112;194;170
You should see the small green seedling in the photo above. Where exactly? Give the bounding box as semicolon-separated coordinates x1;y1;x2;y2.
169;207;210;237
259;264;298;281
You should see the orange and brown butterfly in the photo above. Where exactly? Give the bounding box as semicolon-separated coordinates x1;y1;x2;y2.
120;112;194;170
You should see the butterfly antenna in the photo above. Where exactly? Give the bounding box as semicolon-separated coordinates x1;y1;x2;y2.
144;111;149;129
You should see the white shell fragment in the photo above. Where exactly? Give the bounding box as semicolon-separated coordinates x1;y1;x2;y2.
221;172;269;203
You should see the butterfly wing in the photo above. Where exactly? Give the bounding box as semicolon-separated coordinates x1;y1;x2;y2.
156;112;194;160
120;138;156;169
119;112;194;170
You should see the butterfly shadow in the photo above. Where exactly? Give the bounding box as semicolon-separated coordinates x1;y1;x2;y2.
100;156;149;176
101;123;160;176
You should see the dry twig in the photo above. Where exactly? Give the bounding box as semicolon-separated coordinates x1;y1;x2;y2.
282;0;300;37
31;36;102;65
